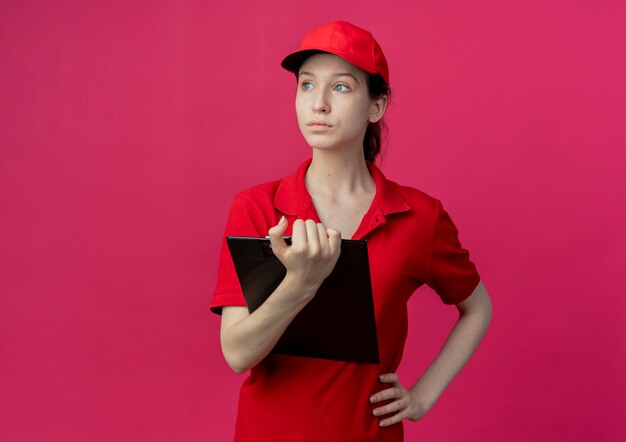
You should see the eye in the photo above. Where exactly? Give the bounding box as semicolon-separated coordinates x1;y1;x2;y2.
300;81;314;91
334;83;351;92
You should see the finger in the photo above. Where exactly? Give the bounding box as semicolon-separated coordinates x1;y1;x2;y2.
370;386;402;403
291;219;307;252
372;398;405;417
379;411;405;427
379;373;399;384
304;219;320;253
268;216;288;254
326;228;342;255
316;223;330;254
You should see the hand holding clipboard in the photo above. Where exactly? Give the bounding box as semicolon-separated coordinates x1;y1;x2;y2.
227;218;380;364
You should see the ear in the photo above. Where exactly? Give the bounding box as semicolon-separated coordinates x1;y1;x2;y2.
368;94;388;123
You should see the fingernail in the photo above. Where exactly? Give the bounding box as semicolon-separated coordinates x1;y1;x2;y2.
370;395;376;402
279;215;286;224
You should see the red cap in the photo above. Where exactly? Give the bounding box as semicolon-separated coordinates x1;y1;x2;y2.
281;21;390;86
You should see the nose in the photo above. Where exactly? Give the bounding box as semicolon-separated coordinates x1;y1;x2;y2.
312;89;330;114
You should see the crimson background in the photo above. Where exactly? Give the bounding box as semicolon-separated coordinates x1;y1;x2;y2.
1;1;625;441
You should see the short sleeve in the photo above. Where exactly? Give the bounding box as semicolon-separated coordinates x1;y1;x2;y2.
210;195;269;315
426;206;481;304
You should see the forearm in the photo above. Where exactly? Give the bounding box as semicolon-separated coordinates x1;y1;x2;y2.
410;284;492;410
221;218;342;374
221;273;316;373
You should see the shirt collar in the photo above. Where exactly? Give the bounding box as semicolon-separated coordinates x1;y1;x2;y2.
273;158;411;218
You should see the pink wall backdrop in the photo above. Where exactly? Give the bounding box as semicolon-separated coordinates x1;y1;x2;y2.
1;1;625;441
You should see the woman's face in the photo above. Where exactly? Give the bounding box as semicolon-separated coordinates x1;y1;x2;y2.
295;53;386;153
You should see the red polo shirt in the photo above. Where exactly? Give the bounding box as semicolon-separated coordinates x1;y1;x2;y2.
211;158;480;441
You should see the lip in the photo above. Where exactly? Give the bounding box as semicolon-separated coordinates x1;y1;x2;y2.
307;121;333;130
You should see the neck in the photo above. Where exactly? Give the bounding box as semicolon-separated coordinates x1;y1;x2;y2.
306;148;374;198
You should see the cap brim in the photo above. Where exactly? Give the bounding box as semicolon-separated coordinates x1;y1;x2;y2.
280;49;326;74
281;48;387;84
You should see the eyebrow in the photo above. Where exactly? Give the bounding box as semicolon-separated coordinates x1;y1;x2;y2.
298;70;361;84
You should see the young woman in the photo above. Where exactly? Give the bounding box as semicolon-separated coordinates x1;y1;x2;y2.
211;21;492;441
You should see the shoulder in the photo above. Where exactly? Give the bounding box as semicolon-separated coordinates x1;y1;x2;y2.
223;178;285;236
233;178;283;207
370;161;444;222
231;159;310;216
400;183;442;209
383;175;444;220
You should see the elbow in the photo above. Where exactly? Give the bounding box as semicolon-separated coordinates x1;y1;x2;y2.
229;364;249;375
222;348;252;375
225;356;249;375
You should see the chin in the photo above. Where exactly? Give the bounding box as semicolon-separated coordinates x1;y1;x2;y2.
302;136;335;150
307;140;340;150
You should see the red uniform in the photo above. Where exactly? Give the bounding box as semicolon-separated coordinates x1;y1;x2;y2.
211;158;480;441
